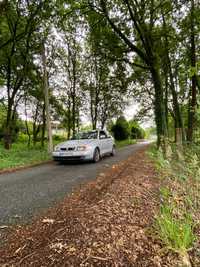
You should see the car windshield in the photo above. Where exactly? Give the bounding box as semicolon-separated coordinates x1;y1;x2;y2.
71;131;98;140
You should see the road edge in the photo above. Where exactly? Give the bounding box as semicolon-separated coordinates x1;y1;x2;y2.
0;160;53;175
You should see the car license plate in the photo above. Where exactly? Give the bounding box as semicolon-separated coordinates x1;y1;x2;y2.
59;152;72;156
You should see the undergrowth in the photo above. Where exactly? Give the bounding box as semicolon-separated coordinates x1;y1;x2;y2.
115;139;136;148
0;136;66;170
148;144;200;267
0;142;51;169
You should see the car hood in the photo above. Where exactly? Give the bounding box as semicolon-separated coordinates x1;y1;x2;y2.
57;139;96;147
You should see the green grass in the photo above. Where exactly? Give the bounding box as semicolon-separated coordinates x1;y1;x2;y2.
115;139;136;148
148;144;199;263
0;142;51;170
155;204;195;254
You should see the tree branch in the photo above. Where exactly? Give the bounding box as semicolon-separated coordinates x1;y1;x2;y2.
92;0;148;63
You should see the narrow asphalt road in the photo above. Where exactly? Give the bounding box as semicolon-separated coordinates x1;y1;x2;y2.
0;142;148;227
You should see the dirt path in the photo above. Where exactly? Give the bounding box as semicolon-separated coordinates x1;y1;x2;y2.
0;146;175;266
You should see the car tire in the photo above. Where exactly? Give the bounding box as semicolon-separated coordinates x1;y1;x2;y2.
93;148;100;163
111;146;116;156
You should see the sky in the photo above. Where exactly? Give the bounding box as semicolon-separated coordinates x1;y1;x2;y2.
81;100;154;129
1;84;154;129
121;101;154;128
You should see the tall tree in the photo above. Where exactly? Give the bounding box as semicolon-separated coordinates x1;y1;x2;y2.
42;42;53;153
86;0;169;149
187;0;198;142
0;0;51;149
161;4;184;144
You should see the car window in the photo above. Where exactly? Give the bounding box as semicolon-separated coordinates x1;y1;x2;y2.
71;131;98;140
99;131;107;139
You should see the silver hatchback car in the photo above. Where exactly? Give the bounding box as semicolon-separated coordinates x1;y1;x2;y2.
52;129;115;163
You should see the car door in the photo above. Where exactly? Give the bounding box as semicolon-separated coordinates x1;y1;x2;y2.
105;132;114;153
99;130;107;155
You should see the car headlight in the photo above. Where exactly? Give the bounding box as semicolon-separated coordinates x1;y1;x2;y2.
76;145;89;151
54;146;60;151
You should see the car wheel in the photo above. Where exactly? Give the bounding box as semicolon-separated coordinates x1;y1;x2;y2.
111;146;116;156
93;148;100;163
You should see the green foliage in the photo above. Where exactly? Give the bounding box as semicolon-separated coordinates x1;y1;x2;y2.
0;116;22;142
0;104;6;122
17;133;30;143
129;120;145;139
145;127;156;139
0;142;50;170
115;139;136;148
155;205;195;254
188;61;200;78
159;187;171;201
147;145;170;172
80;125;93;132
111;117;145;142
0;0;199;153
53;135;66;142
0;104;6;139
111;116;130;141
149;144;200;262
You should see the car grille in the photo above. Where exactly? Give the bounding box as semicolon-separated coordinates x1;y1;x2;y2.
60;147;75;151
53;156;83;161
68;147;75;151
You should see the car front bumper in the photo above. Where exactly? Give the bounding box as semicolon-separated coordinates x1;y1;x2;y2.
52;151;93;161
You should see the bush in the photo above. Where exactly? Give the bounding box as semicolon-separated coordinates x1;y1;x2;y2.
111;116;130;141
130;120;145;139
53;135;66;142
0;125;20;143
131;126;145;139
17;133;29;143
115;139;136;148
0;127;4;141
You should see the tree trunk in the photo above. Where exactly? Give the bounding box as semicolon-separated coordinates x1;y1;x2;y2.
4;101;13;149
67;125;71;140
101;119;106;130
90;93;97;130
168;64;183;144
32;103;39;145
42;42;53;153
162;11;183;144
150;65;168;149
25;121;31;147
76;108;80;132
33;124;40;145
67;100;71;139
4;127;12;150
41;103;46;147
71;52;77;136
164;74;169;135
100;107;108;129
24;98;31;147
72;92;76;135
90;92;97;130
187;0;197;142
